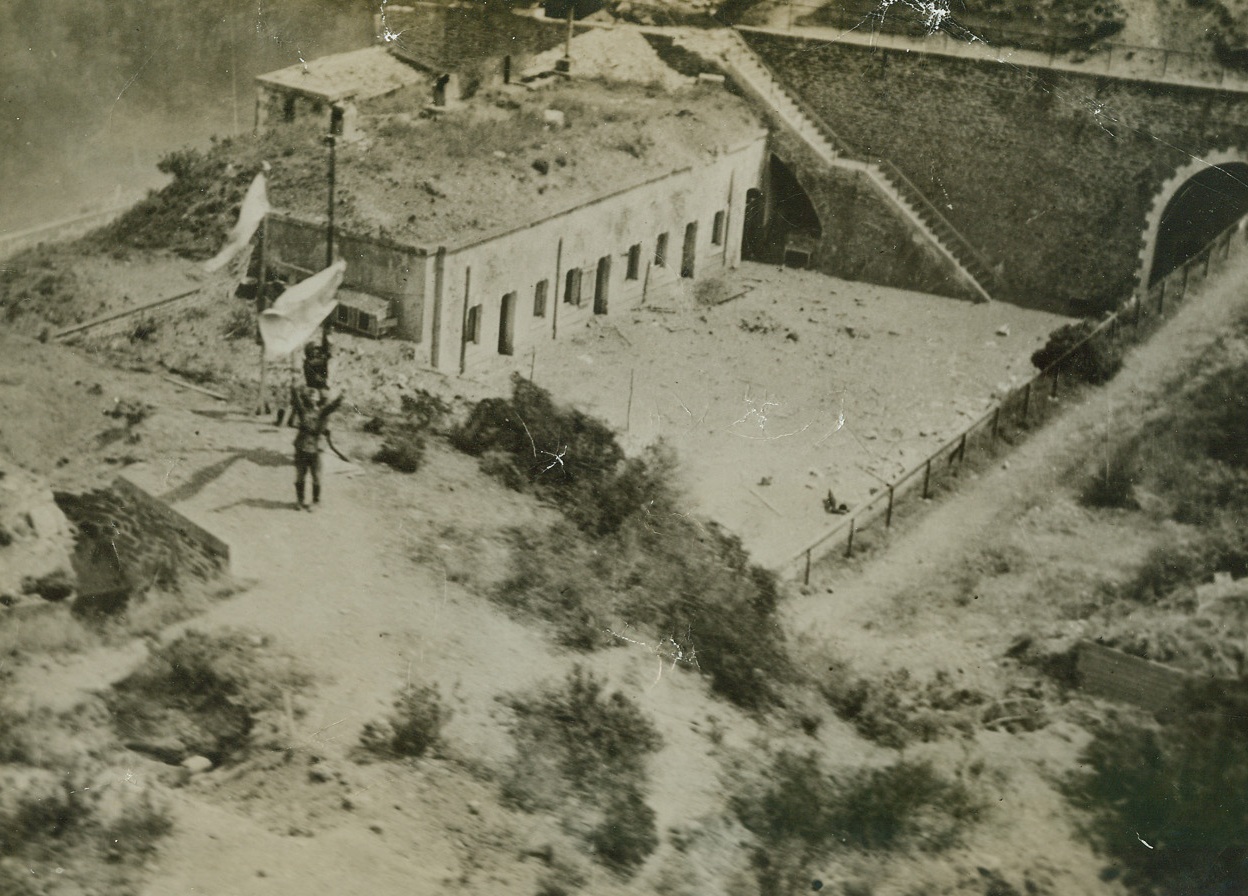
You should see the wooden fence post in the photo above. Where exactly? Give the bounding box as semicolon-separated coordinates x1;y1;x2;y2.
991;406;1000;443
845;517;855;558
957;432;968;465
1050;368;1060;400
885;485;895;528
922;459;932;499
804;549;811;586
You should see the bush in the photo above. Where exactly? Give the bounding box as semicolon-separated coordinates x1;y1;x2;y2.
1066;680;1248;895
221;303;255;340
731;752;981;894
108;629;307;764
453;376;653;536
821;663;984;748
497;512;790;710
101;790;173;860
1031;318;1123;384
373;424;426;473
359;683;449;759
588;790;659;873
1081;444;1138;509
504;667;662;874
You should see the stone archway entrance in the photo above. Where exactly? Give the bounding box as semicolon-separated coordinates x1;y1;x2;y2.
1138;152;1248;294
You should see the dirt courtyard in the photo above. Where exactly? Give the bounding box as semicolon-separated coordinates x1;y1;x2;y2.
515;262;1069;567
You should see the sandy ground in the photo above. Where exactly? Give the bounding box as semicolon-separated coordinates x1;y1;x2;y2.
520;262;1067;567
2;244;1244;895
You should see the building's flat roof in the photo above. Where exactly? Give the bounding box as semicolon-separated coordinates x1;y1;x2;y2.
256;46;426;103
264;77;765;249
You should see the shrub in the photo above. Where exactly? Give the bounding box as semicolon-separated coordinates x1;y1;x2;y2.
221;303;255;340
821;663;983;748
497;512;790;710
373;424;426;473
101;790;173;859
1081;444;1138;509
588;790;659;873
1066;679;1248;895
108;629;307;764
731;752;981;895
1031;318;1123;384
504;667;662;874
452;376;644;536
21;569;74;602
359;683;449;759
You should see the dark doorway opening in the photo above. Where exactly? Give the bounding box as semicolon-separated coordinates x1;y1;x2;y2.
681;222;698;279
594;256;610;314
743;188;766;260
499;292;517;355
1150;163;1248;284
765;154;822;267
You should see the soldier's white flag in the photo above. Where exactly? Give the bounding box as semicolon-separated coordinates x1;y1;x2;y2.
204;171;270;273
259;260;346;361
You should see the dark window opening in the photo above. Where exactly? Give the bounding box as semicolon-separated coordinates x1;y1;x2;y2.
594;256;610;315
564;268;582;306
499;292;517;355
466;304;482;344
712;211;726;245
681;222;697;279
533;280;548;317
655;233;669;267
626;244;641;280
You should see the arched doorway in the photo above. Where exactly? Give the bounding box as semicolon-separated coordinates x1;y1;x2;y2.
758;154;822;267
1138;152;1248;294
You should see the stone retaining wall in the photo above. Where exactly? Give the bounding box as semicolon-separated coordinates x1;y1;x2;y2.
53;476;229;607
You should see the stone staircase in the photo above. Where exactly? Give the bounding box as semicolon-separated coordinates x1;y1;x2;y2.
678;28;997;302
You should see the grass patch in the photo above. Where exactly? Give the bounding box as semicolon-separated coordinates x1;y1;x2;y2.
503;667;662;874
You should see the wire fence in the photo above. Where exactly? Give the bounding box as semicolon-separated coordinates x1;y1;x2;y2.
758;4;1248;90
788;213;1248;583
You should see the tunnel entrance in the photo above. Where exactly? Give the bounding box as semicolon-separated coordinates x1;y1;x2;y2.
1149;163;1248;284
747;154;822;266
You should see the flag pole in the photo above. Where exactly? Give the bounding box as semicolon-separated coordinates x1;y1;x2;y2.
323;132;336;358
255;215;268;415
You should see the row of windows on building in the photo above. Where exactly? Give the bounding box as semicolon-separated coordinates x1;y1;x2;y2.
464;211;727;356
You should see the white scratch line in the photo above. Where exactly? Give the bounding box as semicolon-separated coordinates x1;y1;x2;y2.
1137;833;1153;849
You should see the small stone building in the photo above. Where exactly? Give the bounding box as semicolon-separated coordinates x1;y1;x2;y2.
254;45;426;135
260;72;766;376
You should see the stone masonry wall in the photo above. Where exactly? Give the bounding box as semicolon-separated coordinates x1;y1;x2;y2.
744;30;1248;309
53;476;229;605
767;120;980;301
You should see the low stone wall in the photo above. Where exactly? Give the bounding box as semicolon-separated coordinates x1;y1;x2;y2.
1076;640;1191;713
53;476;229;607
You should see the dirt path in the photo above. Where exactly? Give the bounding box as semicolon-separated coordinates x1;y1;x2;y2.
788;251;1248;684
